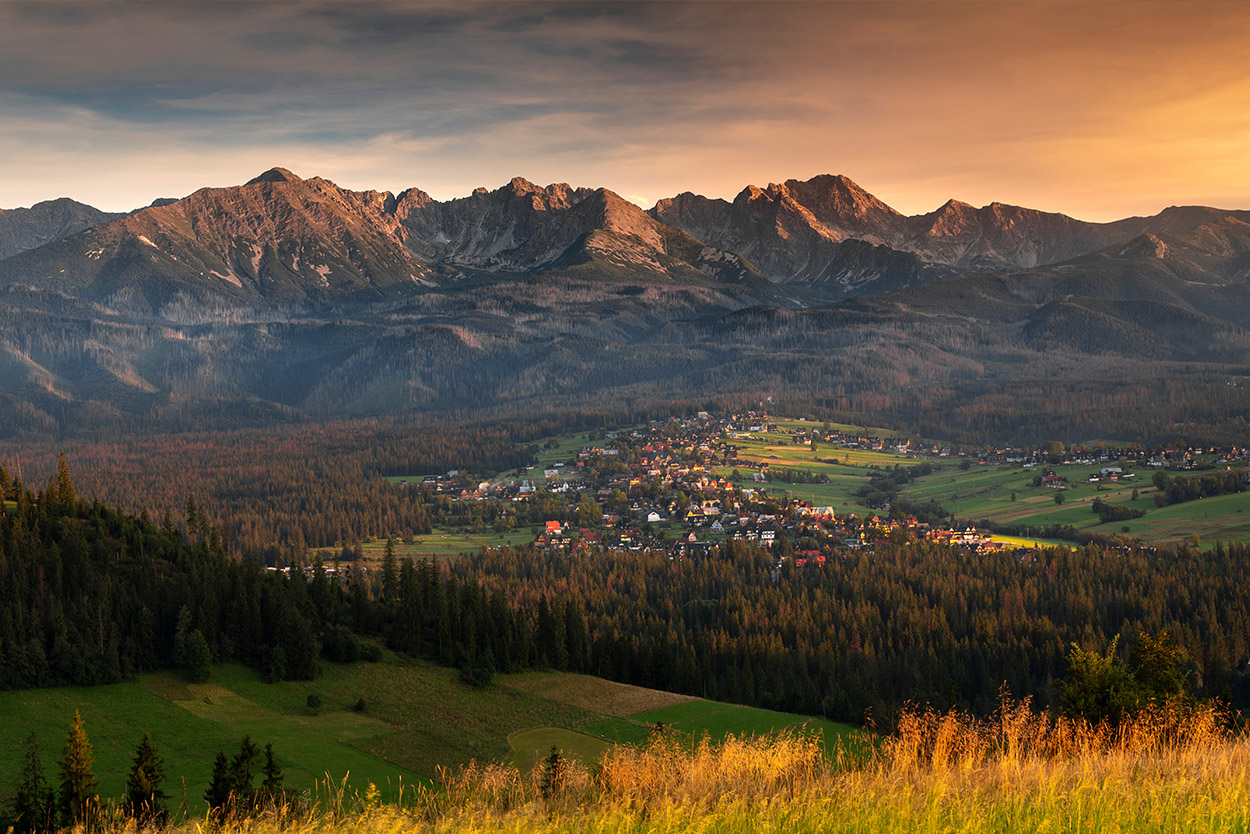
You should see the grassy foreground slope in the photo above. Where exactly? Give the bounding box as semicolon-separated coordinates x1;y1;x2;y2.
0;660;858;815
56;700;1250;834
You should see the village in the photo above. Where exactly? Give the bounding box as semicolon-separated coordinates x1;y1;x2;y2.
392;414;1099;564
377;410;1250;569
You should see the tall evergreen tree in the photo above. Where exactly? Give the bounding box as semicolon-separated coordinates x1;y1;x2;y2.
125;732;168;824
57;710;99;829
260;743;284;805
12;732;55;834
203;750;231;819
55;454;77;511
185;629;212;682
229;736;260;813
381;538;399;605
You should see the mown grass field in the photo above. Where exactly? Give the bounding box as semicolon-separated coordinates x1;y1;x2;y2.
507;728;610;772
717;427;923;515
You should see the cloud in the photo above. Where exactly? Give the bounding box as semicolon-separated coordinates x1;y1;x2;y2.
1;1;1250;218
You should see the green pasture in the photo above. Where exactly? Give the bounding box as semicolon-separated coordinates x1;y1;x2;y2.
770;417;899;436
632;699;858;751
0;658;610;812
316;529;534;564
508;728;611;772
901;462;1250;545
1111;490;1250;544
0;667;425;815
1;659;863;815
730;434;920;471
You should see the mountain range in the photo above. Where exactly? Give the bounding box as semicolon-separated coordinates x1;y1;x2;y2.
1;168;1248;443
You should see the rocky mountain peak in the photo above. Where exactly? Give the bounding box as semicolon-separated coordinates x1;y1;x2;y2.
246;167;303;185
506;176;541;194
0;197;125;261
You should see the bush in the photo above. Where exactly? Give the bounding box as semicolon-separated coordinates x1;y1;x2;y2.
306;694;322;711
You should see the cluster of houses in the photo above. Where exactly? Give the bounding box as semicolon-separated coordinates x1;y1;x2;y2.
474;413;1024;562
972;444;1246;470
382;413;1250;566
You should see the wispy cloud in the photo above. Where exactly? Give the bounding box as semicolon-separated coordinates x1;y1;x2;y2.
1;1;1249;219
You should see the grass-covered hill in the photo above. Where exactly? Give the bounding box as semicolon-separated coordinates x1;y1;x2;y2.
11;696;1249;834
0;658;855;817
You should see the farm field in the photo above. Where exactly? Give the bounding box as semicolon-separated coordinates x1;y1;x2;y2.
769;417;899;436
901;462;1250;545
720;428;924;514
0;667;425;816
731;433;921;471
314;529;534;564
507;728;610;772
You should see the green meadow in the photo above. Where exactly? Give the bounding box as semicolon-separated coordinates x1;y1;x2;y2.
901;462;1250;545
313;529;534;564
0;660;858;814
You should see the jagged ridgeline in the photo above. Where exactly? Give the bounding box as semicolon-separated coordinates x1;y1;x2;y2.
1;169;1250;442
0;460;546;690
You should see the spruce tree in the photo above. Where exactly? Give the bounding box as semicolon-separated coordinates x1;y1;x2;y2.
539;746;565;800
260;743;284;806
57;710;99;829
55;454;76;512
125;732;168;823
229;736;260;814
381;538;399;605
13;732;55;834
185;629;212;682
172;606;193;667
203;750;232;819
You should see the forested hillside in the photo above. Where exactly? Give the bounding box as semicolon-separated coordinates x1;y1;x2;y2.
0;460;545;690
458;540;1250;723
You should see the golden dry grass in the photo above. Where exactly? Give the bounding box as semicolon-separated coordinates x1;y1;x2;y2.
82;698;1250;834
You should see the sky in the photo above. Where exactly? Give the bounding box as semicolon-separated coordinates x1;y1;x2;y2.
3;0;1250;221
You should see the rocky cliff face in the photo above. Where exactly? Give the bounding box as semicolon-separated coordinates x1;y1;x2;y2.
652;177;950;298
0;168;425;315
0;170;768;318
654;174;1250;283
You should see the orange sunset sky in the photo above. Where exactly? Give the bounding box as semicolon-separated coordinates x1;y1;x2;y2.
2;1;1249;220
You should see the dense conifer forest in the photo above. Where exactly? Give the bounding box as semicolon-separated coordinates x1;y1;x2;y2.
0;460;537;690
456;539;1250;724
6;448;1250;729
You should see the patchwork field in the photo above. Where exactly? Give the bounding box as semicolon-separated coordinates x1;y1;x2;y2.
901;462;1250;545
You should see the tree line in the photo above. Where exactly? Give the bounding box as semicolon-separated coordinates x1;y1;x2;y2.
455;537;1250;726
